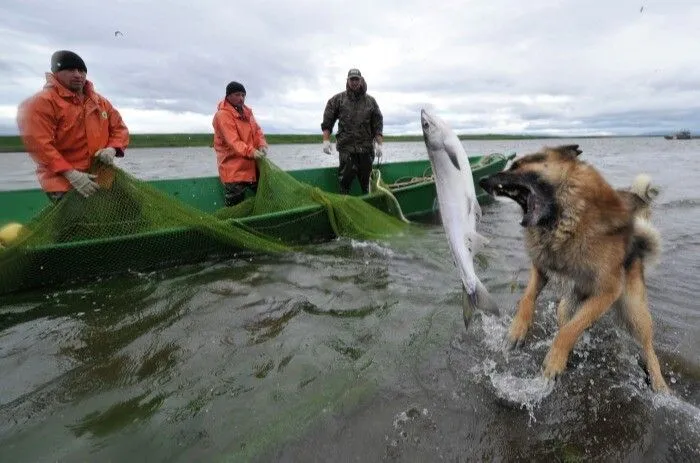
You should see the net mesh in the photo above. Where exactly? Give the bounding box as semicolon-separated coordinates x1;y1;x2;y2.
0;157;410;294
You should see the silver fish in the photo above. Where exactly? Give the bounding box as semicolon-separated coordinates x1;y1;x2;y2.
421;108;498;328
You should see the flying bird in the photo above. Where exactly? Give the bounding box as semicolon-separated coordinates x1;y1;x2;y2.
114;30;123;37
640;6;644;13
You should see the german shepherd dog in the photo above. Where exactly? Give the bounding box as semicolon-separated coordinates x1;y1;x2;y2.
479;145;669;392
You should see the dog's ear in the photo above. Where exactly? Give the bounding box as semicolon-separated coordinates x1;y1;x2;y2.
553;144;583;158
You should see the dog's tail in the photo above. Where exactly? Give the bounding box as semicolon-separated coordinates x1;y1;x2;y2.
629;173;659;204
627;217;661;269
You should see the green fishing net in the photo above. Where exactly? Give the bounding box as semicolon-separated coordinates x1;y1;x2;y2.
0;157;410;294
215;157;409;240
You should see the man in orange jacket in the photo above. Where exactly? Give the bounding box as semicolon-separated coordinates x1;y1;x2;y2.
212;81;268;206
17;50;130;202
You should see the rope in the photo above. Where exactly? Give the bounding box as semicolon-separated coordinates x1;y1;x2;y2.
388;176;434;189
369;170;410;223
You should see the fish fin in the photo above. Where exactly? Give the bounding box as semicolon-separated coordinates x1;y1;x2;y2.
466;231;489;254
447;151;461;171
461;279;499;330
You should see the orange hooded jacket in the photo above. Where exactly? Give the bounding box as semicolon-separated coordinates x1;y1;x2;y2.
212;100;267;183
16;73;129;192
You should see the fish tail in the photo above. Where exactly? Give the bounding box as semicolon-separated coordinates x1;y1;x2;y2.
461;278;499;330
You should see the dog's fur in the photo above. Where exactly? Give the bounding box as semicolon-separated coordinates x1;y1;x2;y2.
479;144;669;392
617;173;659;221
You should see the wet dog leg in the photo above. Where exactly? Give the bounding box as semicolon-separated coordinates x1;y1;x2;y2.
543;275;622;379
557;294;575;328
508;265;548;348
619;259;669;393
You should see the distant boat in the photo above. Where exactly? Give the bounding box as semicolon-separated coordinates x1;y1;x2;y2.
664;130;692;140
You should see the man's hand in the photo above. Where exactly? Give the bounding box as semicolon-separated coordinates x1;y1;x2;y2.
374;141;383;158
94;147;117;165
64;169;99;198
253;149;266;159
259;146;269;156
322;140;332;155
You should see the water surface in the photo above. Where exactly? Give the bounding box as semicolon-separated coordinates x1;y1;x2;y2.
0;137;698;462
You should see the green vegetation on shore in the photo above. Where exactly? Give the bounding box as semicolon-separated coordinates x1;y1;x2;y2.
0;132;645;153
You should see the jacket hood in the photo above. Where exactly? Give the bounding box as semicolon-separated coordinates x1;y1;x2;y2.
217;99;230;111
217;99;251;114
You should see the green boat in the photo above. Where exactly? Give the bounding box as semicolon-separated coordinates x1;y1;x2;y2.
0;154;514;295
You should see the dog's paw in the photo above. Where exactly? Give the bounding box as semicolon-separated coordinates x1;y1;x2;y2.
542;346;568;379
650;375;670;394
639;353;671;394
506;318;529;349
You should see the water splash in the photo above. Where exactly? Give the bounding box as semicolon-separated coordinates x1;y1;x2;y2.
478;312;510;353
470;304;556;421
488;371;555;420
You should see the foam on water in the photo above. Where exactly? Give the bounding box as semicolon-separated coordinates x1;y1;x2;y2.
350;239;395;258
652;393;700;431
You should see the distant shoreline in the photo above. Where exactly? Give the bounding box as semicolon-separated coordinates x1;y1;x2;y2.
0;133;659;153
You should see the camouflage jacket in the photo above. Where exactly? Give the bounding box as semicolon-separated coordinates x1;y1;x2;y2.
321;78;383;154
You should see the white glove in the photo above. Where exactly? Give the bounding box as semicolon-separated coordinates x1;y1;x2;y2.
64;169;99;198
259;146;269;155
253;149;266;159
374;141;383;158
322;140;332;155
94;147;116;165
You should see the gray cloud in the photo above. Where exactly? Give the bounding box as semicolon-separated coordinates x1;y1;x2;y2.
1;0;700;136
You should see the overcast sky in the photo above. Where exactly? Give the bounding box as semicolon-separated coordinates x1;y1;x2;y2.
1;0;699;136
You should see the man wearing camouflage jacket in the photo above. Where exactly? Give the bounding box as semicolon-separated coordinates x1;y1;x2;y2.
321;68;384;194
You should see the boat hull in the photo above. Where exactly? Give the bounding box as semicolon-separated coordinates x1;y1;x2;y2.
0;156;513;295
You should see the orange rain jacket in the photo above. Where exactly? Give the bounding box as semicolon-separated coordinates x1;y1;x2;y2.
212;100;267;183
17;73;129;192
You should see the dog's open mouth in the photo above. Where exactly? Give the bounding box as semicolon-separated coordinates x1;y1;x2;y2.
491;182;530;211
479;173;556;228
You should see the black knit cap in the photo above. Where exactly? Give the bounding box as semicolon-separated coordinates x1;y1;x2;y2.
226;81;246;96
51;50;87;73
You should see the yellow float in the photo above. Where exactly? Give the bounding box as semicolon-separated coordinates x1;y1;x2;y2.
0;223;25;248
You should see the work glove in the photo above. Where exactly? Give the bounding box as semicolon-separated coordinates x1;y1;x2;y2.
253;149;266;159
374;141;383;159
322;140;332;155
64;169;99;198
94;147;116;165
